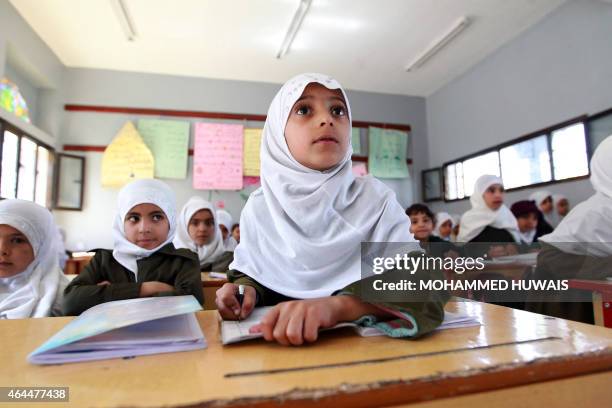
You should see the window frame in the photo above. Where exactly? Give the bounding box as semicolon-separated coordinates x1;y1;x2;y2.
585;106;612;158
0;118;55;206
441;115;590;202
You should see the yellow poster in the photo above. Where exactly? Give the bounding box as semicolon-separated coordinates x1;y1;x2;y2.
243;128;262;176
101;121;155;188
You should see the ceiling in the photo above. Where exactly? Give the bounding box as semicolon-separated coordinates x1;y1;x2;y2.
10;0;567;96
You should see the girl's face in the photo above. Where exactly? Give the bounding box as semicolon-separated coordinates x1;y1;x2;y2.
409;213;434;242
483;184;504;210
438;220;453;238
188;209;215;246
517;213;538;233
124;203;170;250
556;198;569;216
284;83;350;171
219;225;229;241
0;224;35;278
539;196;553;213
231;225;240;243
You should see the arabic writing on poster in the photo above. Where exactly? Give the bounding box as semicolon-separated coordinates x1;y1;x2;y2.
138;119;189;179
368;127;409;178
193;123;244;190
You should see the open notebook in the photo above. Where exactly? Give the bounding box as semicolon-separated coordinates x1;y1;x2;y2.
221;306;481;345
28;296;206;365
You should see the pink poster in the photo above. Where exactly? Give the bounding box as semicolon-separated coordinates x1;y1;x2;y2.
352;162;368;177
193;123;244;190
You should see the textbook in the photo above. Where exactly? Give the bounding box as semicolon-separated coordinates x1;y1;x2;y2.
28;296;206;365
220;306;480;345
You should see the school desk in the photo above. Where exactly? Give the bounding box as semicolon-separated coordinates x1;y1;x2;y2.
2;300;611;407
201;272;228;310
568;279;612;328
63;255;94;275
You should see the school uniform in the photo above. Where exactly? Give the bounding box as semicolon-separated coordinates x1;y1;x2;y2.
63;179;203;316
458;175;520;257
62;244;202;316
0;200;69;319
525;135;612;323
228;73;447;338
174;197;233;272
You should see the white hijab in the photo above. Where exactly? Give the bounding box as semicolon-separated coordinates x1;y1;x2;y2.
0;200;69;319
174;197;225;265
433;212;453;240
229;73;421;299
112;179;177;275
457;175;520;243
216;209;237;251
540;135;612;256
529;190;559;227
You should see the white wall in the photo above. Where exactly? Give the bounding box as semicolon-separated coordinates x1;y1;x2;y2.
426;0;612;215
55;68;427;250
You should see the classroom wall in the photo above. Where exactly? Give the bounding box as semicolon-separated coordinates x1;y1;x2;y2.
55;68;427;250
425;0;612;216
0;0;65;138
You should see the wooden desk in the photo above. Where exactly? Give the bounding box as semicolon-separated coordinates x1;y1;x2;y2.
63;256;94;275
201;272;228;311
568;279;612;328
1;300;611;407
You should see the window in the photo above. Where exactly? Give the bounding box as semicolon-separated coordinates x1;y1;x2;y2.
499;135;551;189
1;130;18;198
462;151;500;197
442;116;593;202
551;122;589;180
587;109;612;154
0;122;53;206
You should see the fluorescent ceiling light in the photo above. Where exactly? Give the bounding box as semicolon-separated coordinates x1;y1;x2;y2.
405;16;471;72
277;0;312;59
110;0;137;41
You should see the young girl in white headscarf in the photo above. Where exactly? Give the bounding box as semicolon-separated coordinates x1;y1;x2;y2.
63;179;203;315
525;135;612;323
216;210;238;251
0;200;69;319
433;212;454;241
174;196;233;272
458;175;520;258
215;73;446;345
529;190;556;232
553;194;570;224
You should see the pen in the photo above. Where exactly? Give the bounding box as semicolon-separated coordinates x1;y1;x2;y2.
236;284;245;321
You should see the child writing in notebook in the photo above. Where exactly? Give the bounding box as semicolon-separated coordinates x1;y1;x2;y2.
0;200;69;319
63;179;203;315
216;73;447;346
173;196;234;272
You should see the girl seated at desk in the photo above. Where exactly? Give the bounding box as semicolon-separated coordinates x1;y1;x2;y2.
216;73;447;346
174;196;234;272
0;200;69;319
62;179;203;315
458;175;520;258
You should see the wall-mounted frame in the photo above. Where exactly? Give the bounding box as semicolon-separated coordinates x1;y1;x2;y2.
54;153;85;211
422;167;443;202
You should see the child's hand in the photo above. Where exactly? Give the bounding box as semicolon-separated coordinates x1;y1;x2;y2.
249;297;347;346
216;283;256;320
139;281;174;297
97;281;111;286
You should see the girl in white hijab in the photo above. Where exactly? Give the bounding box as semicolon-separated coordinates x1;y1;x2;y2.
525;135;612;323
458;175;520;257
539;135;612;256
0;200;69;319
553;194;570;223
63;179;202;315
433;212;454;241
216;73;445;345
216;210;238;251
174;197;232;271
529;190;559;228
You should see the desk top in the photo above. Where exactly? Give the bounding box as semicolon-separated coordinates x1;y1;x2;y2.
2;301;611;408
201;272;228;288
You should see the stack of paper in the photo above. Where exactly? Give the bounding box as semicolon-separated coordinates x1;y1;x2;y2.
220;306;480;345
29;296;206;365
